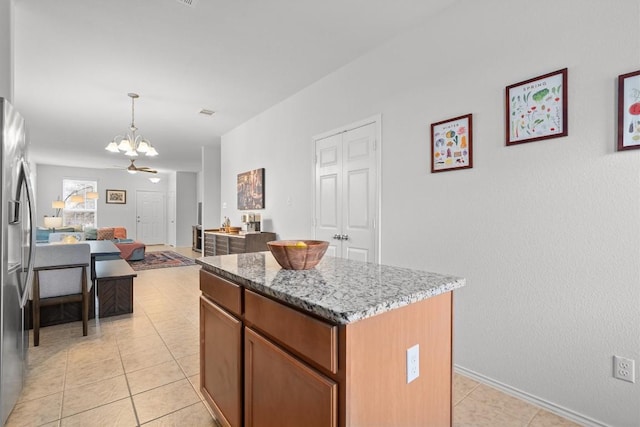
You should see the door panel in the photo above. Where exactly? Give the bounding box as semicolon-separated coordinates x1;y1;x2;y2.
136;191;165;244
346;169;369;228
315;133;343;256
245;327;337;427
200;296;242;427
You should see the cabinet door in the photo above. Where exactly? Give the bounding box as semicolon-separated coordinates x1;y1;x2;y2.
245;327;337;427
200;296;242;427
203;233;215;256
215;235;229;255
228;237;245;254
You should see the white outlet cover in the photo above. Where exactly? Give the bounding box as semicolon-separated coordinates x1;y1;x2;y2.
614;355;636;383
407;344;419;384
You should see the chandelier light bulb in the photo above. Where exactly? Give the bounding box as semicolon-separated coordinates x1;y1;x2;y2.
117;138;131;152
137;140;150;153
105;141;119;152
105;93;159;158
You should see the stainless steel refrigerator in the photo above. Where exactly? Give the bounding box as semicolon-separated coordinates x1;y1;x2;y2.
0;98;35;424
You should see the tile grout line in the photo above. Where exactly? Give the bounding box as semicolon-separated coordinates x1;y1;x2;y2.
116;309;154;427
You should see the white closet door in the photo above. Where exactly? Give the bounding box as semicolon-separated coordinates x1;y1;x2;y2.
341;123;376;263
314;121;377;262
315;133;342;258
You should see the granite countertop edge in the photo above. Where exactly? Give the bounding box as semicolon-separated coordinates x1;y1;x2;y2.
196;255;465;325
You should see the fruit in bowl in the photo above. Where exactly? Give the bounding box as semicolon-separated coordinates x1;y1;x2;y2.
267;240;329;270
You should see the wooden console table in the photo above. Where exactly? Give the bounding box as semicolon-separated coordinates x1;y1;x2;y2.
203;231;276;256
95;259;137;317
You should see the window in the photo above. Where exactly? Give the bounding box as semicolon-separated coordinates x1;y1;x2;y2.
62;179;98;228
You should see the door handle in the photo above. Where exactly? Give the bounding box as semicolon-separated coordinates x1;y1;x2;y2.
333;234;341;240
341;234;349;241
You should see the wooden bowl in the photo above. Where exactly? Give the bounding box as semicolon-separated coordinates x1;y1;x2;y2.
267;240;329;270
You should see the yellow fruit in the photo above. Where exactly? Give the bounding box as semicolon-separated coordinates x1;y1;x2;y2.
295;241;307;248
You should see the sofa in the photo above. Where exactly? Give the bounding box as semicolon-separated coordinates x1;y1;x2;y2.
36;226;146;261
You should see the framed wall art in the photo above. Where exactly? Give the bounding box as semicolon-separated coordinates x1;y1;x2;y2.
106;189;126;204
237;168;265;210
617;69;640;151
506;68;568;146
430;114;473;173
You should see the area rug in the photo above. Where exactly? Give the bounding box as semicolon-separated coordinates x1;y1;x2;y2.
128;250;196;271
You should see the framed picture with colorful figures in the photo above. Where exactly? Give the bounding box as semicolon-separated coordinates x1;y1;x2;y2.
617;69;640;151
430;114;473;173
506;68;568;146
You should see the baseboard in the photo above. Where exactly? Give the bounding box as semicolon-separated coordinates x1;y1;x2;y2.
454;365;608;427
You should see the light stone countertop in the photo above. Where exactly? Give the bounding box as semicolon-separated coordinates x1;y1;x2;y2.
196;252;465;325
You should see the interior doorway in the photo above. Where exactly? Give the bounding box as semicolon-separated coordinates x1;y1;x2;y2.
136;190;166;244
313;116;381;263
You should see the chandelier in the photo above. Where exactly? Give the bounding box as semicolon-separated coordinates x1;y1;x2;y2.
105;93;158;157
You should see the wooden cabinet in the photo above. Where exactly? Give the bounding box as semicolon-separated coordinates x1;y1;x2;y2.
200;271;242;427
203;232;276;256
192;225;202;252
200;268;453;427
244;327;337;427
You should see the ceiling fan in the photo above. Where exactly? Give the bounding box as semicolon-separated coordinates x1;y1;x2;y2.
123;159;157;174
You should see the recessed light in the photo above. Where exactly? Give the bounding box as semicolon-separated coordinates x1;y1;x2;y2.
199;109;215;116
149;177;160;183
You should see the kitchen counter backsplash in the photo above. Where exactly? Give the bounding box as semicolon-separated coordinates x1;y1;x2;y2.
196;252;465;325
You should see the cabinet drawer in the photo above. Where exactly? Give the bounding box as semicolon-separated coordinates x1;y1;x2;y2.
229;238;245;254
215;237;229;255
244;290;337;374
200;270;242;316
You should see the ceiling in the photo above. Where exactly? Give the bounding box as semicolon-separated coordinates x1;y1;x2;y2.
13;0;456;173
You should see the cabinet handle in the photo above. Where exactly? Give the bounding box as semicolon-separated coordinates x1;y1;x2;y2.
341;234;349;241
333;234;342;240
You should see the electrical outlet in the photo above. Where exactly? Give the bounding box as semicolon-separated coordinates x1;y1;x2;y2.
406;344;419;383
613;356;635;383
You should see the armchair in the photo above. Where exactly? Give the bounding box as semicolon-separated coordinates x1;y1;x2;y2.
32;243;91;346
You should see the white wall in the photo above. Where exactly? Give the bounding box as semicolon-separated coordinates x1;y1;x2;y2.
0;0;12;100
202;145;221;231
175;171;197;247
36;164;169;238
221;1;640;425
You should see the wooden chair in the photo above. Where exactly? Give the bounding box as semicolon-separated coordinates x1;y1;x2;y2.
32;243;91;346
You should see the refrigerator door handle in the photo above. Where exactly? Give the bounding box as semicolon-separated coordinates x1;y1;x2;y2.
18;159;35;308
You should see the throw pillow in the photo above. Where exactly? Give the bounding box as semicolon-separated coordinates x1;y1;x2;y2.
97;227;114;240
84;227;97;240
113;227;127;239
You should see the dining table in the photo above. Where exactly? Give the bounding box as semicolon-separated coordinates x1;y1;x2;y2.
84;240;120;279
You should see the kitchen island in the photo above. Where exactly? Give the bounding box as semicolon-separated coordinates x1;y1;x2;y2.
196;252;465;427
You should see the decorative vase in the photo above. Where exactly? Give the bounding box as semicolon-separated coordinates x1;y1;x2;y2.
43;216;63;229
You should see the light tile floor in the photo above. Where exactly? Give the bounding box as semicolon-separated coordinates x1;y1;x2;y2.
7;246;582;427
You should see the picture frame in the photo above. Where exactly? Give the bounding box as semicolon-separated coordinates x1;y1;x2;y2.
237;168;265;210
106;189;126;204
617;69;640;151
505;68;568;146
430;114;473;173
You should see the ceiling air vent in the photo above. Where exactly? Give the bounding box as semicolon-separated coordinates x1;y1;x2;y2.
175;0;199;8
199;109;215;116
